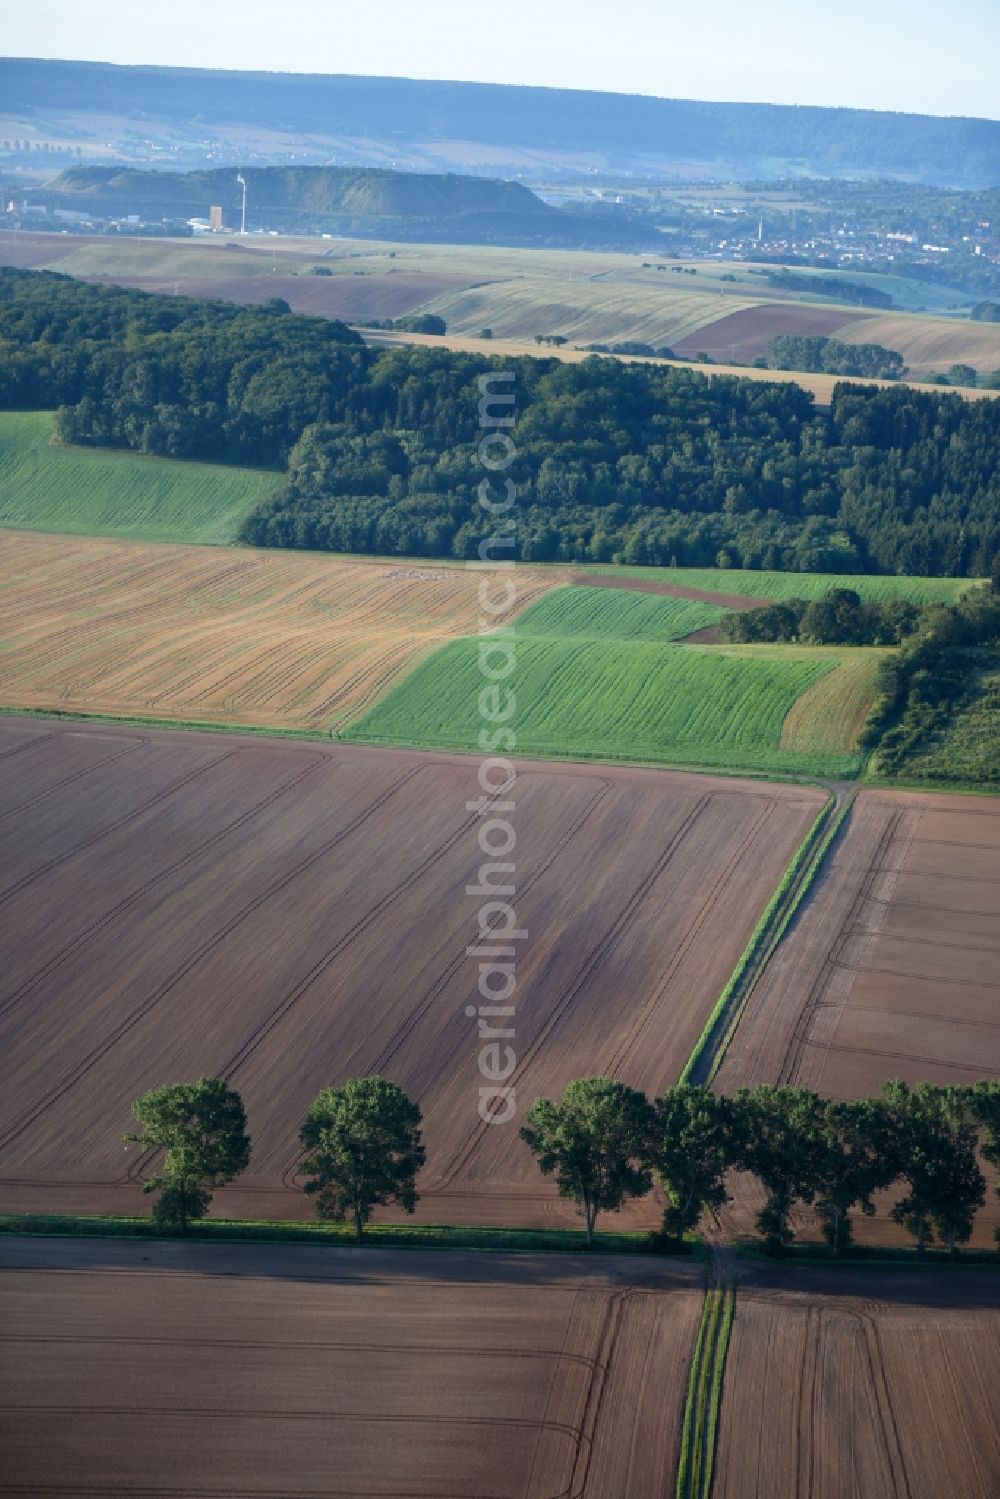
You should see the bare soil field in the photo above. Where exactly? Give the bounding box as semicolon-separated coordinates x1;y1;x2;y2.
715;1264;1000;1499
673;304;871;362
0;717;823;1226
0;531;556;730
0;1235;703;1498
716;787;1000;1246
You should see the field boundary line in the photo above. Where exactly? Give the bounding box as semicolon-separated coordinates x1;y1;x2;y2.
682;790;856;1086
675;1286;735;1499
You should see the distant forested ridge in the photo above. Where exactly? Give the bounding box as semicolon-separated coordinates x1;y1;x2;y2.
49;165;549;219
1;267;997;577
760;270;895;309
3;57;998;186
40;164;645;247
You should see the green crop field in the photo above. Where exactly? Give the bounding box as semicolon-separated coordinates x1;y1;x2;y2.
0;411;278;544
514;585;725;641
583;563;974;605
346;581;863;773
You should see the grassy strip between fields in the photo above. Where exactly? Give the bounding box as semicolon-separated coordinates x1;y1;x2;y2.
680;792;846;1085
676;1286;736;1499
0;1212;692;1258
0;705;330;741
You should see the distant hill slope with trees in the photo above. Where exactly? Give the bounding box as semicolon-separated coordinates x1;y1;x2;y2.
41;164;651;248
2;267;997;578
3;57;999;186
48;165;550;220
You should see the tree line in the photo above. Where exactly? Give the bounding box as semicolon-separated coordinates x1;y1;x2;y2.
2;266;998;577
761;271;895;309
125;1073;1000;1257
719;586;923;646
764;335;906;380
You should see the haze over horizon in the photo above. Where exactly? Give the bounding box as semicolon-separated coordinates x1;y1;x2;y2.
4;0;999;122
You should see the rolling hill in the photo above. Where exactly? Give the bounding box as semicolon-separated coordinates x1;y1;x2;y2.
48;164;551;221
4;57;999;184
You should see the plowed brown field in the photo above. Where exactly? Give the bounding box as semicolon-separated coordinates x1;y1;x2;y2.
0;1236;703;1499
716;788;1000;1247
714;1265;1000;1499
0;531;556;730
0;717;823;1226
673;304;871;363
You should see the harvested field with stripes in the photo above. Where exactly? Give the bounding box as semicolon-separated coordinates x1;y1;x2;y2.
0;1236;704;1499
0;717;824;1225
0;531;556;731
714;1266;1000;1499
716;787;1000;1248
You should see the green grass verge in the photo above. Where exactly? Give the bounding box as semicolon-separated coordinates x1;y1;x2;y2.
0;410;278;544
0;1211;688;1257
676;1287;736;1499
346;630;859;776
679;795;841;1083
583;562;976;606
0;704;330;740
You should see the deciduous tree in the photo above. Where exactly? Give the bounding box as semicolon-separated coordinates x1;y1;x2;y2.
520;1078;653;1247
812;1097;899;1253
733;1086;827;1253
299;1077;425;1240
882;1080;986;1255
649;1085;740;1242
124;1077;251;1232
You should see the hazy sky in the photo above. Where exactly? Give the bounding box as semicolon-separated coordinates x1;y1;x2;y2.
5;0;999;119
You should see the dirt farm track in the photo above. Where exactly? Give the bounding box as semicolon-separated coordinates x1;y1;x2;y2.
0;716;823;1225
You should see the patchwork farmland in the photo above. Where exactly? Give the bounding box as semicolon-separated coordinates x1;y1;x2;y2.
0;716;824;1225
0;1236;704;1499
348;627;864;776
0;531;556;730
0;535;887;772
7;229;999;394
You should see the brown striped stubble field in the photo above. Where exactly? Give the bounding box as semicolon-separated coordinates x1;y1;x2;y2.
0;531;557;730
717;788;1000;1247
0;717;823;1225
0;1237;703;1499
714;1265;1000;1499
